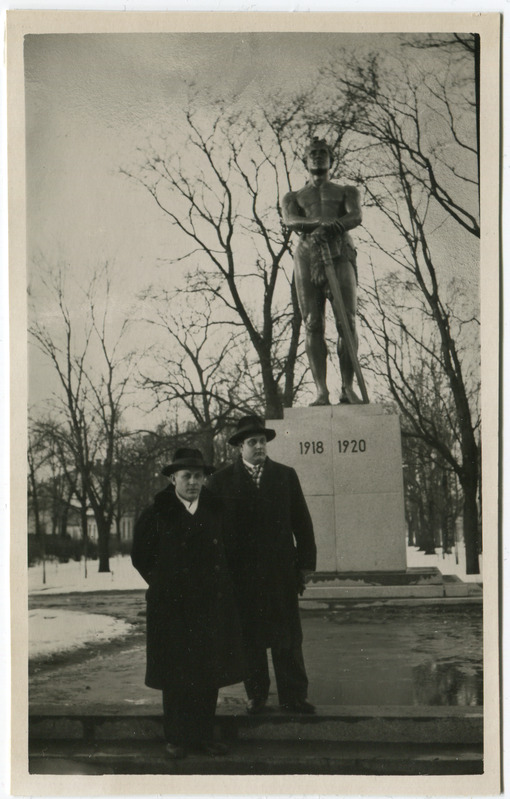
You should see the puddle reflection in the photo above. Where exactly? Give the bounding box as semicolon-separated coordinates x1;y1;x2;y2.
307;606;483;707
412;661;482;706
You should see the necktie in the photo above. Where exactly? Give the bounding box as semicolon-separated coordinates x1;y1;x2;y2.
250;464;263;487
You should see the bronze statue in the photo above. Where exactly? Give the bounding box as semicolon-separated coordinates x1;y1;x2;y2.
283;138;363;405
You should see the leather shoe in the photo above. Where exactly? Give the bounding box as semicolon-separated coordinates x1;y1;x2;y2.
246;697;267;715
280;699;316;714
197;741;229;757
165;742;187;759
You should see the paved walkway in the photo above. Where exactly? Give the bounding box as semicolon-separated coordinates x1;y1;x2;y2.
30;594;482;711
29;738;483;776
28;592;483;776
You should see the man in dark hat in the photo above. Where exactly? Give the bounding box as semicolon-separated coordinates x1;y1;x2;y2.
282;136;363;405
131;448;244;759
208;416;317;715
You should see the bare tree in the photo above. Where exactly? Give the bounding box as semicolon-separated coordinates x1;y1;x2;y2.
27;420;52;581
29;265;135;572
298;42;481;572
403;433;461;556
42;418;94;572
110;425;182;530
137;289;264;461
253;42;481;570
361;266;480;572
319;40;479;234
123;102;312;418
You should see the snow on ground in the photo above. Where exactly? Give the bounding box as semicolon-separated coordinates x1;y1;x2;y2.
28;545;481;660
29;608;133;660
407;545;482;583
28;544;482;596
29;554;147;595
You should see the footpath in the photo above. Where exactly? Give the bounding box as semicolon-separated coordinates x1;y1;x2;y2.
29;589;483;776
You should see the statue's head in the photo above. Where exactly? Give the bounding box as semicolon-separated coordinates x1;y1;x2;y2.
304;137;334;174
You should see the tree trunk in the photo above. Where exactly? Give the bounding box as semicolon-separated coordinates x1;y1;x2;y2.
200;429;215;465
458;426;480;574
406;505;417;546
259;350;283;420
60;504;69;537
461;474;480;575
96;517;111;573
115;515;122;544
441;473;454;554
283;277;302;408
40;525;46;584
80;505;88;540
423;497;437;555
28;465;44;540
82;526;89;578
416;498;427;551
32;496;43;541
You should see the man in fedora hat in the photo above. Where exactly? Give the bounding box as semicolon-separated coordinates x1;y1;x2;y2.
208;416;317;715
282;136;363;405
131;448;244;759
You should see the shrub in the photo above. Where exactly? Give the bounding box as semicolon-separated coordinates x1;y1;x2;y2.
28;534;98;566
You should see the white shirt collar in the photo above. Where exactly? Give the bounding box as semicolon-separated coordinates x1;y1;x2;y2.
175;491;199;515
243;458;261;471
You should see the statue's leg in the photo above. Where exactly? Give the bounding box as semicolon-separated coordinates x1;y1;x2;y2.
294;244;329;406
332;258;362;404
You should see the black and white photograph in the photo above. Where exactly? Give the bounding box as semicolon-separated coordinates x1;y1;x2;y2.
8;10;500;795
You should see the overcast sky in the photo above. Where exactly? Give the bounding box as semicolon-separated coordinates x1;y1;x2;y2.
25;31;479;419
25;32;405;284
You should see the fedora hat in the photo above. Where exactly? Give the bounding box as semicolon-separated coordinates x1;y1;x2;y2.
228;415;276;447
161;448;214;477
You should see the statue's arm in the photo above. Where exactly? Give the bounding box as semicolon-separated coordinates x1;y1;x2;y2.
282;191;321;233
315;185;363;237
338;185;362;232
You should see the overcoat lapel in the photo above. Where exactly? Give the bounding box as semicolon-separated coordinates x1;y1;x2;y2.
180;493;219;543
258;457;276;496
233;458;258;496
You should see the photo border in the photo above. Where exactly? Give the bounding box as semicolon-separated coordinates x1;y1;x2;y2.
7;10;501;796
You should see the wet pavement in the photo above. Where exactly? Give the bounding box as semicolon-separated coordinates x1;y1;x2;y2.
29;591;482;711
307;604;482;707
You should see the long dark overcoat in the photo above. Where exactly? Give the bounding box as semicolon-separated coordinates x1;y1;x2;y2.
207;457;317;650
131;485;244;691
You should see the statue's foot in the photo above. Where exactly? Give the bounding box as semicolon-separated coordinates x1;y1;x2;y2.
309;394;330;407
339;387;364;405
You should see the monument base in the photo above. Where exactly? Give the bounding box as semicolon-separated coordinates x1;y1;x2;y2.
300;568;480;600
268;405;407;572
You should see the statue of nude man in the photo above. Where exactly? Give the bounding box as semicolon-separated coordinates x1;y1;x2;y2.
282;138;363;405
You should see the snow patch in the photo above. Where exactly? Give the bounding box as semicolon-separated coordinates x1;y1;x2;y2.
29;608;133;659
29;554;147;595
407;545;482;583
28;546;482;598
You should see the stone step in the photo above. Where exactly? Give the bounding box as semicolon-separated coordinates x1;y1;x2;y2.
30;705;483;745
300;571;483;600
28;738;483;775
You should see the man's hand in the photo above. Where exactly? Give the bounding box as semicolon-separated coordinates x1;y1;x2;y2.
297;568;314;596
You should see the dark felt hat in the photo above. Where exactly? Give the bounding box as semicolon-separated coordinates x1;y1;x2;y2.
161;448;214;477
228;415;276;447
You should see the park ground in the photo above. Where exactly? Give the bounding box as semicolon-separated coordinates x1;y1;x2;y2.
27;547;483;776
29;547;482;709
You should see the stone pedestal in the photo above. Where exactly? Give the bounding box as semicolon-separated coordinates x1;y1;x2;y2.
267;405;407;573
